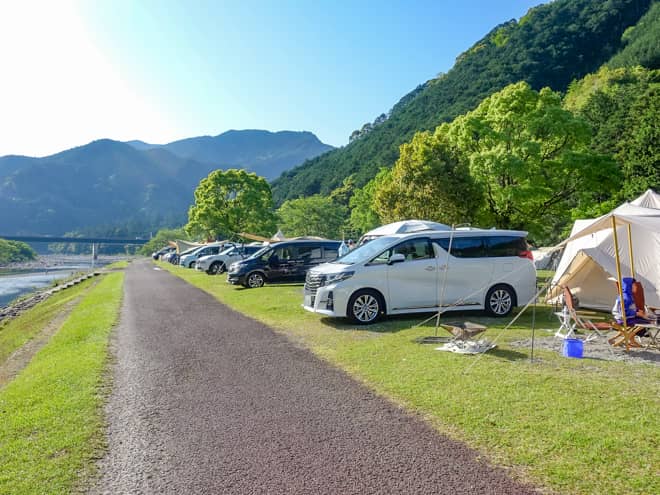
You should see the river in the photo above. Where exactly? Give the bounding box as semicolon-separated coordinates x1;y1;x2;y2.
0;255;118;308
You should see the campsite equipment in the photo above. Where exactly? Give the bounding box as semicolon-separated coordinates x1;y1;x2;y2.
440;321;488;341
359;220;450;244
554;286;612;341
562;338;584;359
549;190;660;311
550;190;660;351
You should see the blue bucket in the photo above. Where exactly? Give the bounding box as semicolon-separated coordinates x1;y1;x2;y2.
562;338;584;359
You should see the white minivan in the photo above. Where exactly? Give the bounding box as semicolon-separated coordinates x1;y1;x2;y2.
303;229;536;324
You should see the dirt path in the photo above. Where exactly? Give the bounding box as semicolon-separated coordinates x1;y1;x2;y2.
91;259;537;494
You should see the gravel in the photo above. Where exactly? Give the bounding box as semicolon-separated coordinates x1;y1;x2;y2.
90;259;538;494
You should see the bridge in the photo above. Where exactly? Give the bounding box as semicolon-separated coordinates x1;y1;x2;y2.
0;235;149;245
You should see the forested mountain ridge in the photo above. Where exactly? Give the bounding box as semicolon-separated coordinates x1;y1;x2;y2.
126;129;333;181
0;130;332;235
271;0;653;204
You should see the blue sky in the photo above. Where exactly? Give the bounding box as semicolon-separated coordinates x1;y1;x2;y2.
0;0;543;157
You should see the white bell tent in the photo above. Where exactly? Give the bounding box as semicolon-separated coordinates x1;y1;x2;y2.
549;190;660;310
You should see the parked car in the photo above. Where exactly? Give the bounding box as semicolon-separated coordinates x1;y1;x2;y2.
227;240;342;288
196;244;263;275
303;229;535;324
162;251;178;264
179;243;233;269
152;246;174;260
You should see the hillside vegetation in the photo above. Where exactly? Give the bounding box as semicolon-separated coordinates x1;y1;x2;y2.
0;130;331;237
0;238;36;264
271;0;653;204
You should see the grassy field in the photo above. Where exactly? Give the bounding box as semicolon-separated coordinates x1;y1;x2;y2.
163;262;659;495
0;272;124;495
0;278;96;366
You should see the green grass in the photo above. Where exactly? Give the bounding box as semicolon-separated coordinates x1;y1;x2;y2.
102;260;129;270
163;262;659;495
0;272;124;495
0;279;95;365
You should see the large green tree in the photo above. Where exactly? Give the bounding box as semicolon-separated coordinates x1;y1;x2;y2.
565;66;659;204
0;239;36;264
139;227;190;255
444;82;619;243
373;131;481;225
348;168;389;234
186;169;277;239
277;195;347;239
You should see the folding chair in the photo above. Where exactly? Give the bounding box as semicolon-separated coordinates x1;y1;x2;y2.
608;280;658;349
555;286;612;341
631;280;660;319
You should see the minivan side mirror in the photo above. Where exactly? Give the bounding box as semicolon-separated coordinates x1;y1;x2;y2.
388;253;405;265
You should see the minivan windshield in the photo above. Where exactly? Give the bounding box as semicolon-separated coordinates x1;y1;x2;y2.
219;246;235;256
179;246;199;255
248;246;271;260
333;236;398;265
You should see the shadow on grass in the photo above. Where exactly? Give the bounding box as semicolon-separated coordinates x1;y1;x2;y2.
487;347;530;361
230;282;305;291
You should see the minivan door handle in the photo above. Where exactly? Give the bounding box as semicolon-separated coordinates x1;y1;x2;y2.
425;266;435;271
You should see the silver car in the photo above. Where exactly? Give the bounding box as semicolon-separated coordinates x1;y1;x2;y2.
195;244;263;274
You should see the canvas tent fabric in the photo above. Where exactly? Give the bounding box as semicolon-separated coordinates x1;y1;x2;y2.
549;193;660;311
630;188;660;209
175;239;206;253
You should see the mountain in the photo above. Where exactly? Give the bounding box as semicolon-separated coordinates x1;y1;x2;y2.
271;0;653;204
0;130;332;236
0;140;192;235
125;129;334;181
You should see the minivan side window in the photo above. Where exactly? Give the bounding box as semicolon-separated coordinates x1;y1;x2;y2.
371;238;433;264
259;248;274;262
434;237;485;258
485;236;527;257
298;245;323;260
323;247;338;260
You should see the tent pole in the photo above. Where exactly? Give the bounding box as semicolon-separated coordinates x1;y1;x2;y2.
435;224;455;336
611;216;629;350
627;224;635;279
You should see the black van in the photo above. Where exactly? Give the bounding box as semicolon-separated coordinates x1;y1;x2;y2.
227;240;341;288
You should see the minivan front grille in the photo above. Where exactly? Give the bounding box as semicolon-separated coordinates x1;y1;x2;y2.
305;272;325;295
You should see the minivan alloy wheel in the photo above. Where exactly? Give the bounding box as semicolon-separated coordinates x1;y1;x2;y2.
209;262;225;275
247;272;265;288
348;290;383;324
486;286;514;316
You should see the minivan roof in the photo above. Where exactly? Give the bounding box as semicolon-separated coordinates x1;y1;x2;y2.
383;228;528;239
265;239;341;246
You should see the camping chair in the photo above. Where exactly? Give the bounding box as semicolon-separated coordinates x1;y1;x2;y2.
631;280;660;319
555;286;612;341
609;280;659;348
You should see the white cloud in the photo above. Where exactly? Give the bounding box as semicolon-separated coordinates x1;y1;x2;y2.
0;1;179;156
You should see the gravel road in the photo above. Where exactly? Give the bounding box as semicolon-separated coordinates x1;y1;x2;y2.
91;259;537;494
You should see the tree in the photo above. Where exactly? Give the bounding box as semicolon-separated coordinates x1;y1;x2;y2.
0;238;37;264
565;66;659;202
139;227;190;256
373;131;481;225
186;169;277;239
277;195;347;239
348;168;389;234
444;82;620;243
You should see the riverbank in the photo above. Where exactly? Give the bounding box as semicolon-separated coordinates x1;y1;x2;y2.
0;254;105;272
0;255;133;308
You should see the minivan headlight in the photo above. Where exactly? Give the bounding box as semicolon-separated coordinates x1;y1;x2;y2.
324;271;354;286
